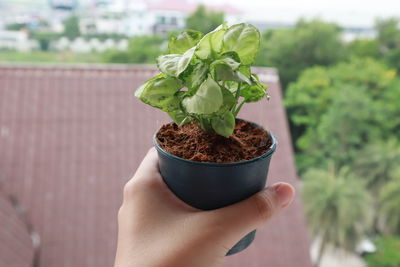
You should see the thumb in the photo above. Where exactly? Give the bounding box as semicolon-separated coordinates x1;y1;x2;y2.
204;182;295;246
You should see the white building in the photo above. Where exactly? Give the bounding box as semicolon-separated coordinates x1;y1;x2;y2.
79;0;243;36
0;30;38;51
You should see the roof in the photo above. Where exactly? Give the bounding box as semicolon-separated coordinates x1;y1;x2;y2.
0;190;35;267
0;64;312;267
147;0;242;15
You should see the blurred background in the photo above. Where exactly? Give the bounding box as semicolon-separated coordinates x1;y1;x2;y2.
0;0;399;267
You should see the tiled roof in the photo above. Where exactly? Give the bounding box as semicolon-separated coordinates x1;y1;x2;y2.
0;190;35;267
0;64;312;267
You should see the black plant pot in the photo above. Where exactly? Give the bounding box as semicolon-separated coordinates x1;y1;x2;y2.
153;120;277;255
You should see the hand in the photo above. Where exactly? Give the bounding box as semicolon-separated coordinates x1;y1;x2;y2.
114;148;295;267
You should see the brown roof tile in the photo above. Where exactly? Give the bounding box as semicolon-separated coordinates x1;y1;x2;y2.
0;64;312;267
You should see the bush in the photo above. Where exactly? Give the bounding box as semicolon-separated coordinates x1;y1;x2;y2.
104;35;166;64
365;236;400;267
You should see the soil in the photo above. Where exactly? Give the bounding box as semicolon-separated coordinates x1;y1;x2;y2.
156;120;273;163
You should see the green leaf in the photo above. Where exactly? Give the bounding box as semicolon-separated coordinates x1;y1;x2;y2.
212;56;240;71
221;51;241;63
224;81;239;95
198;117;213;132
239;65;251;78
211;57;251;84
240;75;268;102
182;76;223;114
195;23;227;60
218;87;236;114
134;73;163;97
181;61;208;89
167;109;190;125
211;111;235;137
169;30;203;54
136;75;182;111
223;23;260;65
157;47;196;77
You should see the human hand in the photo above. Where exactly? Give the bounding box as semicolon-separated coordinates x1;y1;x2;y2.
114;148;295;267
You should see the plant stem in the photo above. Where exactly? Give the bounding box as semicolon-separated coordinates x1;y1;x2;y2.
231;83;242;114
234;83;241;102
233;99;246;117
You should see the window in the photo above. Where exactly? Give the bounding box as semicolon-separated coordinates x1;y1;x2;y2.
157;16;166;24
171;17;177;25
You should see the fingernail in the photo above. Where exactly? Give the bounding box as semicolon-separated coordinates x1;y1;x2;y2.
271;183;295;208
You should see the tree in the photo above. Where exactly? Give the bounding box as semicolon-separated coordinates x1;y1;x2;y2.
6;22;28;31
255;19;347;89
303;165;371;267
104;35;166;64
375;18;400;51
384;47;400;71
63;15;81;39
375;18;400;71
365;236;400;267
347;39;380;59
285;58;400;172
380;171;400;235
185;5;224;34
351;140;400;234
304;86;381;169
354;139;400;194
32;32;60;51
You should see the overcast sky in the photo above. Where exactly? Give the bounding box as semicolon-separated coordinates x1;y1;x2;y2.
197;0;400;27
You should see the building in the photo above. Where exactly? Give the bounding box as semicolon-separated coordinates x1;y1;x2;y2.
79;0;243;36
0;30;38;51
0;64;312;267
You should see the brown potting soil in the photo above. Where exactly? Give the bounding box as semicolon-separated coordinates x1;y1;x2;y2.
156;120;273;163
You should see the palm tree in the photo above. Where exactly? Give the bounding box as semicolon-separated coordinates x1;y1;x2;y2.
380;168;400;235
302;164;371;267
354;139;400;193
353;139;400;233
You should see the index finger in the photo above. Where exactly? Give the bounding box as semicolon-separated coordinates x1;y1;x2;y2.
134;147;159;179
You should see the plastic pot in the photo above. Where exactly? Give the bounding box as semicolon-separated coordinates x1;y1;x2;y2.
153;120;277;255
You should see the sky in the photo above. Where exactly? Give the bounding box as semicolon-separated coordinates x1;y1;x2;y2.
197;0;400;27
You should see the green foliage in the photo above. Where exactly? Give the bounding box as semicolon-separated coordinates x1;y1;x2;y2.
185;5;224;34
0;51;102;63
303;165;371;265
384;47;400;71
255;19;347;89
135;23;269;137
32;32;60;51
375;18;400;50
285;58;400;172
365;236;400;267
83;33;128;41
63;15;81;39
380;173;400;235
6;23;28;31
104;35;166;64
223;23;261;65
354;139;400;194
307;86;379;168
375;18;400;71
347;39;380;59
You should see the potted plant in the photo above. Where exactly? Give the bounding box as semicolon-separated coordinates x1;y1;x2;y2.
134;23;277;255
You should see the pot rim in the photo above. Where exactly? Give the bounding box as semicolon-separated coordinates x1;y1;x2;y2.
153;119;277;167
